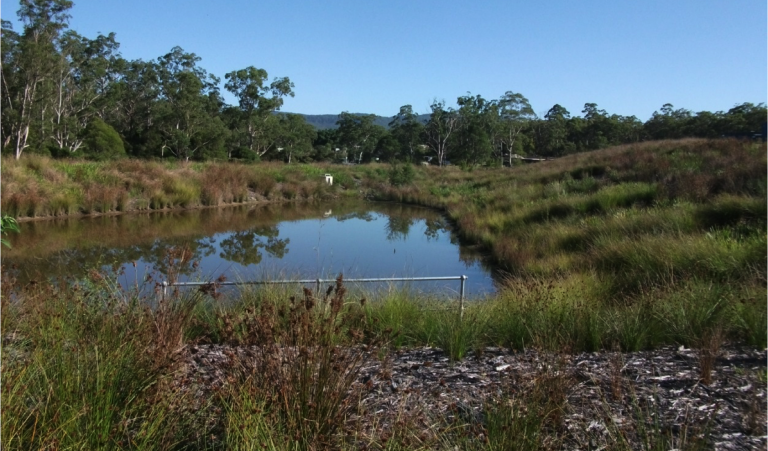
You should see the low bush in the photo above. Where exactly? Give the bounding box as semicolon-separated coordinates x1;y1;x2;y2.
81;118;126;161
388;162;416;186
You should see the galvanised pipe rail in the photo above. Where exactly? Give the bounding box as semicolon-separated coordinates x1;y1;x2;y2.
163;275;468;317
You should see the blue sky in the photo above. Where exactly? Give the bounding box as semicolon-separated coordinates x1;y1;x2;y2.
2;1;766;119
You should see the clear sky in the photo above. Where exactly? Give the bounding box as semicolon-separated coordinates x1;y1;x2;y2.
2;0;766;120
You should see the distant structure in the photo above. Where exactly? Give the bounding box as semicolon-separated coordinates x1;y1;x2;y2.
509;154;552;163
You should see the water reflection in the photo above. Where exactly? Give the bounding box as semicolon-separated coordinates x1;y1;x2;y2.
3;201;497;296
218;226;289;266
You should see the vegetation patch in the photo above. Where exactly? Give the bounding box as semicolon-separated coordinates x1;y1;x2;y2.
2;138;766;449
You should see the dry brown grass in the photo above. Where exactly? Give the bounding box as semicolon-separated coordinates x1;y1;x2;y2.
1;157;348;218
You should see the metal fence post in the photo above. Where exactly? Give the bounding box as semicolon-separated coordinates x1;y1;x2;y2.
316;278;321;295
459;275;467;320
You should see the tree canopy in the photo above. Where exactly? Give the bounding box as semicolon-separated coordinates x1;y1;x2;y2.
2;0;765;164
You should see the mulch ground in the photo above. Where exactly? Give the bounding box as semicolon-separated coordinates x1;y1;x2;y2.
182;343;767;450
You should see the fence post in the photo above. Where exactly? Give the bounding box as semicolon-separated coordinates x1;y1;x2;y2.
459;275;467;319
316;278;321;295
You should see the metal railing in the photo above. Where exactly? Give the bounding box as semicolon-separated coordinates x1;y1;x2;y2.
163;275;468;317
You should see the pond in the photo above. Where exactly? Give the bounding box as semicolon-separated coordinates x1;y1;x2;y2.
2;200;499;298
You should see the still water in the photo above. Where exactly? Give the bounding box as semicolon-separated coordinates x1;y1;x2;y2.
3;201;497;297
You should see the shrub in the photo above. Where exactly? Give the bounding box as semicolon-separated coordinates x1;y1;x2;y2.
81;118;126;161
388;162;415;186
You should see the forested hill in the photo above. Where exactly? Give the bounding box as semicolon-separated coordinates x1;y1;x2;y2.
293;113;430;130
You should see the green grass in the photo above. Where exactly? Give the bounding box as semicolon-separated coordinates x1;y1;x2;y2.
2;267;764;449
1;276;200;450
2;138;766;448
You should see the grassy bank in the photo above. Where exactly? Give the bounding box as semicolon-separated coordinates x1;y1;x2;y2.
1;138;766;448
2;138;765;347
0;158;379;218
368;138;767;349
2;138;765;343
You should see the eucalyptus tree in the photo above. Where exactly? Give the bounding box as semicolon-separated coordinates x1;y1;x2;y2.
1;0;73;159
542;104;571;156
389;104;425;161
721;102;767;136
108;58;162;157
275;113;316;163
453;93;494;166
579;103;648;150
642;102;766;140
684;110;724;139
643;103;692;140
312;127;340;162
576;103;611;150
336;112;384;163
497;91;535;165
156;47;227;161
221;105;251;160
224;66;294;159
1;21;22;152
616;115;645;143
424;100;458;166
50;31;122;154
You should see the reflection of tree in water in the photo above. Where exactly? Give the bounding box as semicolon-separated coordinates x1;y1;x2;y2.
5;236;218;284
423;217;448;241
459;246;483;268
335;211;375;222
218;226;289;266
150;237;217;276
386;216;413;241
458;243;500;275
5;202;501;290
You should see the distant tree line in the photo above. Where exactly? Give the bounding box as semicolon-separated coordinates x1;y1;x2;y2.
2;0;765;165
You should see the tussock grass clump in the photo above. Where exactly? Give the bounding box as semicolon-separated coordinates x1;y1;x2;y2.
1;269;203;450
200;164;254;205
182;275;391;449
480;359;572;450
222;279;384;449
361;292;490;361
